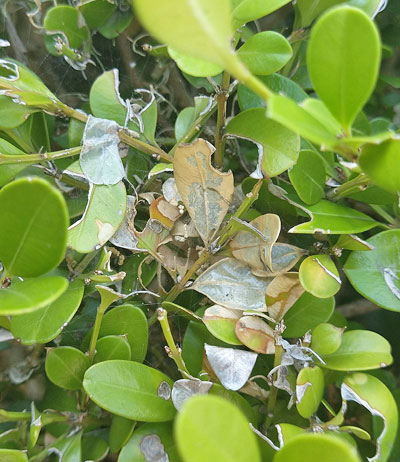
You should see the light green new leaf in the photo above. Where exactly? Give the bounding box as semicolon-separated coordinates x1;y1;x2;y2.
283;292;335;338
342;373;398;462
168;48;223;77
307;6;381;131
90;69;128;126
321;330;392;370
99;304;148;363
289;150;325;205
132;0;245;77
175;394;261;462
46;346;90;390
0;177;68;277
203;305;242;345
299;255;341;298
83;360;176;422
67;164;126;253
0;276;68;316
232;0;292;27
296;366;324;418
273;433;361;462
11;279;84;344
119;422;180;462
344;230;400;311
311;323;343;355
226;108;300;177
359;139;400;193
237;31;292;75
289;200;378;234
94;335;131;363
267;94;341;151
0;449;28;462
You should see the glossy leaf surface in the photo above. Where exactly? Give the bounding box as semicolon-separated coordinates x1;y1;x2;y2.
299;255;341;298
0;177;68;277
344;230;400;311
83;360;176;421
175;395;261;462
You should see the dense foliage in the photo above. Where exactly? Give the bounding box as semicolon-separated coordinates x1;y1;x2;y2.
0;0;399;461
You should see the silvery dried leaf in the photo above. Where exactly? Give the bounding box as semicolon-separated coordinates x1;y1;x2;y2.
109;195;138;250
172;379;213;411
193;258;271;311
80;115;125;185
205;344;258;391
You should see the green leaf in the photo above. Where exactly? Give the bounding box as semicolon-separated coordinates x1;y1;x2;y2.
307;6;380;131
283;292;335;338
44;6;90;50
52;432;82;462
168;48;223;77
288;150;325;205
83;360;176;422
299;255;341;298
342;373;398;462
344;229;400;311
296;366;324;419
0;276;68;316
0;177;68;277
0;449;28;462
203;306;242;345
99;304;148;363
232;0;292;27
289;200;378;234
321;330;393;370
237;31;292;75
0;139;32;187
119;422;180;462
175;96;212;140
132;0;249;79
175;394;261;462
67;177;126;253
359;139;400;193
109;415;136;454
334;234;374;251
94;335;131;363
273;433;361;462
81;435;108;462
79;0;116;29
267;94;341;151
46;346;90;390
226;108;300;177
311;323;343;355
0;96;36;129
98;8;133;39
90;70;128;126
10;279;84;344
238;73;307;111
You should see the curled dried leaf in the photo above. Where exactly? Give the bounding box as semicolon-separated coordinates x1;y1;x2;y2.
230;214;281;274
174;139;234;246
205;344;258;391
265;273;304;321
150;196;181;230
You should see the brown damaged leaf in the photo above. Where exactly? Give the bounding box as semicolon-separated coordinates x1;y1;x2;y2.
265;273;304;321
174;139;234;246
251;243;304;278
236;316;275;354
149;196;182;230
230;214;281;273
